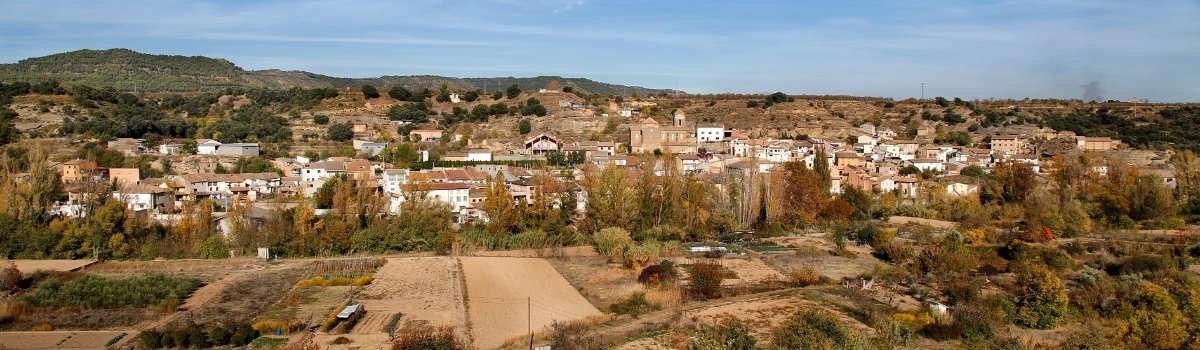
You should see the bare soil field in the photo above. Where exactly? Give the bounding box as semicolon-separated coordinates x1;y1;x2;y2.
83;258;263;281
763;235;881;281
0;330;127;349
460;257;604;349
713;258;787;286
315;257;468;349
162;264;308;327
549;256;645;309
1;260;96;273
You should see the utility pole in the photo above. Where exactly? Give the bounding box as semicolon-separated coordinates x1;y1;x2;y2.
921;83;925;100
528;296;533;350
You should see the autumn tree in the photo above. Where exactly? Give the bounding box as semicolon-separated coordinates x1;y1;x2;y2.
1116;282;1188;350
1014;265;1068;329
581;164;636;232
482;172;517;236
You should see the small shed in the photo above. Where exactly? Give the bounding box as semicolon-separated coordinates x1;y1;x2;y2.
337;304;361;319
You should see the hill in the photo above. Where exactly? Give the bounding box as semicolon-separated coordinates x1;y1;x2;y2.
0;48;678;95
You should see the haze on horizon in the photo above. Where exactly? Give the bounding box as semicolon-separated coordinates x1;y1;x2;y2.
0;0;1196;102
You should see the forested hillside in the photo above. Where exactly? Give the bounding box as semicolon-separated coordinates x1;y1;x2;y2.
0;48;676;95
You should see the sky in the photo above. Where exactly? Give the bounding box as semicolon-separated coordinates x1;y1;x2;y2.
0;0;1197;102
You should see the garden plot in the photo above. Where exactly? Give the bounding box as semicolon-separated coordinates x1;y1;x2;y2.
460;257;604;349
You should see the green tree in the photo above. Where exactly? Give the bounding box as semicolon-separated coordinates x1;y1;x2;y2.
360;85;380;99
327;122;354;141
506;84;521;99
313;114;329;125
813;148;832;193
961;164;985;177
1014;266;1068;329
518;119;531;135
388;86;413;101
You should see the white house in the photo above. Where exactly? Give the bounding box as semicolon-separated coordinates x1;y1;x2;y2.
466;149;493;162
196;139;260;156
910;158;944;172
353;140;388;157
382;169;408;195
617;108;634;117
159;143;183;155
696;124;724;142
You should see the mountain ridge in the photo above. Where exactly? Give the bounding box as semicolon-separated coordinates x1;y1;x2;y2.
0;48;680;95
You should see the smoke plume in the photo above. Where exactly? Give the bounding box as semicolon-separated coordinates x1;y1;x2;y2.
1081;81;1104;101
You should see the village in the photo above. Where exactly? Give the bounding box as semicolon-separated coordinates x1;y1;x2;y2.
41;83;1147;235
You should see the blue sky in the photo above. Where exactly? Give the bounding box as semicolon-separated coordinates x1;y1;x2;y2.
0;0;1197;101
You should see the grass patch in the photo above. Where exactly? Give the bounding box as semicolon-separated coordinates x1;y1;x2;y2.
21;273;201;309
251;336;289;347
295;274;373;288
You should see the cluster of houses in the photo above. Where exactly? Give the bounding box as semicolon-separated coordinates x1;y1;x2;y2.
47;108;1149;237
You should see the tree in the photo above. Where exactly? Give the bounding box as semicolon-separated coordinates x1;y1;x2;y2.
381;143;420;168
961;164;985;177
1116;282;1187;349
1014;265;1068;329
482;172;517;236
813;148;832;193
491;91;503;100
463;90;479;102
327;122;354;141
518;119;531;135
313;114;329;125
387;102;433;123
562;86;574;94
360;85;380;99
388;86;413;101
505;84;521;99
688;260;723;300
435;83;451;103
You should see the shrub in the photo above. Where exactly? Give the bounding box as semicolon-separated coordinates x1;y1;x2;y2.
608;292;659;317
391;326;466;350
296;274;374;287
638;260;679;286
690;318;757;350
1014;266;1068;329
771;310;853;349
0;263;21;292
687;261;724;300
313;114;330;125
21;273;201;309
549;320;603;350
789;267;823;287
593;227;633;258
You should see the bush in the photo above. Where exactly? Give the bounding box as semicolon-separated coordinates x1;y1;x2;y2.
689;318;757;350
687;261;723;300
593;227;633;258
0;263;21;292
549;320;603;350
391;326;466;350
21;273;201;309
771;310;853;349
789;267;823;287
638;260;679;286
608;292;659;317
1013;266;1068;329
313;114;330;124
328;122;354;141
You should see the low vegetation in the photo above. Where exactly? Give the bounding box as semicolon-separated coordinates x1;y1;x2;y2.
21;273;201;309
